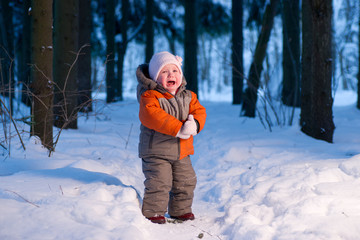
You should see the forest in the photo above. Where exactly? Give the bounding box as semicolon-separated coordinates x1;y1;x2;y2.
0;0;359;154
1;1;360;239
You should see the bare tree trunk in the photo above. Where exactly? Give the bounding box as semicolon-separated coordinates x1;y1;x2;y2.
300;0;335;143
116;41;124;101
105;0;116;103
241;0;280;117
30;0;54;150
145;0;154;63
21;0;32;106
184;0;198;95
282;0;300;107
78;0;92;112
165;31;176;54
115;0;129;102
301;0;312;131
53;0;79;129
232;0;243;105
358;0;360;109
0;0;14;112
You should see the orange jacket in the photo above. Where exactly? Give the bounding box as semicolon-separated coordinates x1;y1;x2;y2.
137;64;206;160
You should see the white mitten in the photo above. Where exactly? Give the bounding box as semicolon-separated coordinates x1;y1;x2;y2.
182;115;198;136
176;128;191;139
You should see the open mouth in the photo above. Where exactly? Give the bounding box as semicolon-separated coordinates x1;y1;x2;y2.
167;80;176;86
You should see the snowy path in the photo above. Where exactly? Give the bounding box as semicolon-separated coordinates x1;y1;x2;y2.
1;100;360;239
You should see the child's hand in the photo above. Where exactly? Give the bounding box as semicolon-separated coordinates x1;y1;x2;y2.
176;129;191;139
182;115;198;136
176;115;197;139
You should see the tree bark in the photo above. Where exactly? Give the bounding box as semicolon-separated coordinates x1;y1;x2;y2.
53;0;79;129
105;0;116;103
300;0;335;143
115;0;129;102
30;0;54;150
77;0;93;112
231;0;243;105
21;0;32;106
184;0;198;95
145;0;154;63
358;0;360;109
241;0;279;117
0;0;14;109
282;0;300;107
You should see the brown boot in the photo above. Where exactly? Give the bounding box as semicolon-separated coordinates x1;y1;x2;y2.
147;215;166;224
170;213;195;221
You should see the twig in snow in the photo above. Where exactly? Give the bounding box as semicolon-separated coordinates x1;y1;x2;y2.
59;185;64;195
5;189;40;208
125;123;133;149
190;224;222;240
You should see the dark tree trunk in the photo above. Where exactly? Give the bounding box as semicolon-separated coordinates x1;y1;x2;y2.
115;0;129;101
282;0;300;107
164;28;176;54
21;0;32;106
145;0;154;63
53;0;79;129
231;0;243;105
0;0;14;112
301;0;312;131
300;0;335;143
184;0;198;95
358;0;360;109
30;0;54;150
241;0;279;117
116;40;125;101
78;0;93;112
105;0;116;103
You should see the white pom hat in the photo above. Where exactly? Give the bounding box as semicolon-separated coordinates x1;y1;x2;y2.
149;51;183;81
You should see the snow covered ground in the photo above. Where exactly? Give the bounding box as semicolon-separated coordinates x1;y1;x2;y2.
1;91;360;240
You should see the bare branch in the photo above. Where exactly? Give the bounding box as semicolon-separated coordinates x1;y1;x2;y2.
0;98;26;150
5;189;40;208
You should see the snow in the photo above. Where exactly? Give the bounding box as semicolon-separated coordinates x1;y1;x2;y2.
1;92;360;240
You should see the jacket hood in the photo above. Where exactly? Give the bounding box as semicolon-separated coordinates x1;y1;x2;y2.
136;64;187;102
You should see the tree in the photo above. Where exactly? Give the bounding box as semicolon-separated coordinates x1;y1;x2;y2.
105;0;116;103
20;0;32;106
145;0;154;63
77;0;92;112
0;0;15;108
358;0;360;110
232;0;243;105
241;0;280;117
300;0;335;143
30;0;54;150
153;1;182;54
282;0;300;107
115;0;130;102
195;0;231;94
53;0;79;129
198;0;231;38
105;0;145;102
246;0;267;29
184;0;198;95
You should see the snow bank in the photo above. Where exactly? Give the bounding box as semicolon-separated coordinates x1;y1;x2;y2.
1;99;360;240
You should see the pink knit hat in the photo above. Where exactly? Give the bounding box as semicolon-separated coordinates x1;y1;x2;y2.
149;51;183;81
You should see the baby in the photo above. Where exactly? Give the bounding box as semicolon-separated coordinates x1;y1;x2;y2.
136;51;206;224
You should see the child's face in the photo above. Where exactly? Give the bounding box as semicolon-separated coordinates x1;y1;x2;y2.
156;64;182;95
